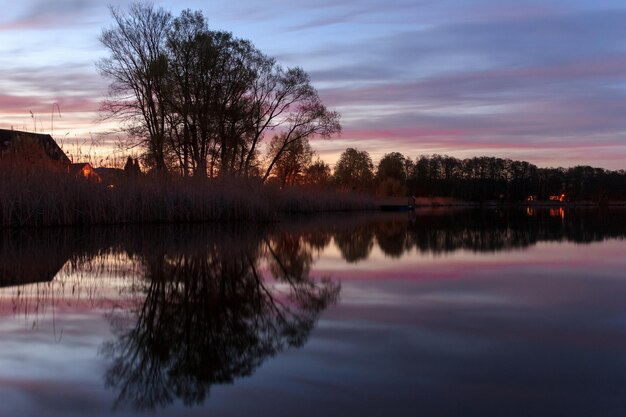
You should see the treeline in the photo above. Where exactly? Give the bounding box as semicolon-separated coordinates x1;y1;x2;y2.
328;149;626;202
406;155;626;202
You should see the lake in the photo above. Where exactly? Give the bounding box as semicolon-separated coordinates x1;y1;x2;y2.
0;208;625;416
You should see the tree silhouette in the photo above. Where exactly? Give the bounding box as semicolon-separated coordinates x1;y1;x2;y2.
334;224;375;263
98;5;340;178
333;148;374;192
101;229;339;410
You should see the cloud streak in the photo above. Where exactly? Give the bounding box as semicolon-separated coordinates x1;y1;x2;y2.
0;1;100;31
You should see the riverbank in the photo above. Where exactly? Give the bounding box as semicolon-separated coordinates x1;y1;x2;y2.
375;196;626;208
0;171;375;228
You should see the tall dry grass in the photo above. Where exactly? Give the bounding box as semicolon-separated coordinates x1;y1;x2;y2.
0;166;375;228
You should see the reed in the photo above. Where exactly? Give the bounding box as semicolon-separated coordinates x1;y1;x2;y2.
0;167;375;228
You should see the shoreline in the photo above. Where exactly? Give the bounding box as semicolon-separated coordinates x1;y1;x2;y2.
375;196;626;209
2;169;624;229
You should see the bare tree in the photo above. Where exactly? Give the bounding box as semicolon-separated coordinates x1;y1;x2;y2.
98;3;172;173
98;4;340;179
260;70;340;182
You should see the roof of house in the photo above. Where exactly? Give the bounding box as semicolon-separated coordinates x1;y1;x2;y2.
0;129;71;164
94;167;124;174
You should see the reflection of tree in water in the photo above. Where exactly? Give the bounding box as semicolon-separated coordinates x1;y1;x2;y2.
327;208;626;261
265;233;314;284
407;210;532;254
374;221;410;258
405;208;626;254
300;229;332;254
3;208;626;409
334;225;374;263
101;227;339;410
401;210;520;254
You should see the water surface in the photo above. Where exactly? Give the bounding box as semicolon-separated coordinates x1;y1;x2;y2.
1;208;625;416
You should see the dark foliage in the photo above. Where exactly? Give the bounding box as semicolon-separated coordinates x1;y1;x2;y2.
374;153;626;202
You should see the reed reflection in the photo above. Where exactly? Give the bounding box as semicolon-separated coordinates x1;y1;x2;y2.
101;227;340;410
0;230;76;287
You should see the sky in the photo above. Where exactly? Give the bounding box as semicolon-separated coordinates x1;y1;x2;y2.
1;0;626;170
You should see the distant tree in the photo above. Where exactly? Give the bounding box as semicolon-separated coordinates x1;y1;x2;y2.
401;152;626;202
375;152;408;196
133;158;141;175
413;155;430;180
302;159;331;187
267;135;315;187
333;148;374;192
376;178;407;197
376;152;408;182
123;156;134;177
124;156;142;177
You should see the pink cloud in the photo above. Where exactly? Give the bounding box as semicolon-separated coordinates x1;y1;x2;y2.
0;95;99;115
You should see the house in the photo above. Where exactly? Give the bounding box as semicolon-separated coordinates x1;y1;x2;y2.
0;129;71;167
69;162;102;182
0;129;108;182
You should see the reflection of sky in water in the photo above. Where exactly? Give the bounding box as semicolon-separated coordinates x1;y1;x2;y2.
0;221;625;416
316;240;626;417
320;240;626;280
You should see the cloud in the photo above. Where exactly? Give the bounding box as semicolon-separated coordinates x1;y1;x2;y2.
0;63;105;93
0;1;103;31
0;63;105;135
298;7;626;169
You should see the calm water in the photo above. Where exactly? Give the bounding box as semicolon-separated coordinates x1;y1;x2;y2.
0;208;625;416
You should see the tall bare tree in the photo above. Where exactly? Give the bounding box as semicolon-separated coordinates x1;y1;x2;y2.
98;4;340;179
98;3;172;173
